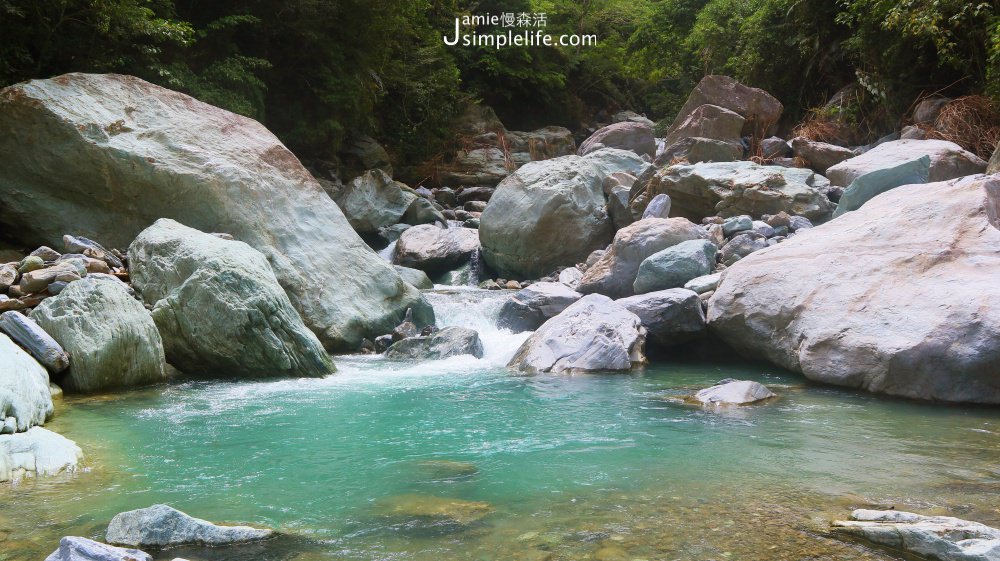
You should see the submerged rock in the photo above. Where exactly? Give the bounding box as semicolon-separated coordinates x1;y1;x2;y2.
0;426;82;482
45;536;151;561
691;380;776;406
0;73;427;351
832;509;1000;561
497;282;584;333
508;294;646;373
31;278;166;393
385;327;484;360
374;494;494;526
708;176;1000;403
106;504;273;548
0;333;53;432
415;460;479;480
129;219;334;379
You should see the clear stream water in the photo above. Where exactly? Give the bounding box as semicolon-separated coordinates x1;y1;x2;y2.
3;288;1000;561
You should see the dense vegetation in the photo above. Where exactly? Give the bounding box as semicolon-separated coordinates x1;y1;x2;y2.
1;0;998;164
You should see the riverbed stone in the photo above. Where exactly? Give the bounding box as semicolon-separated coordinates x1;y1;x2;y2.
666;75;783;138
393;265;434;289
332;169;419;234
720;233;768;266
129;219;334;379
498;282;584;332
106;504;273;548
708;175;1000;403
0;426;82;482
826;139;986;187
790;137;855;174
684;273;721;294
558;267;583;289
617;288;706;347
633;240;717;294
384;326;484;360
579;218;709;299
392;225;479;273
578;121;656;158
832;156;930;218
44;537;152;561
989;142;1000;174
479;154;614;279
508;294;646;373
0;333;53;432
692;380;776;406
642;194;672;219
0;73;427;351
30;277;166;392
0;311;69;373
640;161;835;222
722;215;752;236
664;104;745;147
833;509;1000;561
656;137;743;167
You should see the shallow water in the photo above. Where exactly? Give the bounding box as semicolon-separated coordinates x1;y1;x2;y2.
4;288;1000;561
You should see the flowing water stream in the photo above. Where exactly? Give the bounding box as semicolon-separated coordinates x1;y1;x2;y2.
3;288;1000;561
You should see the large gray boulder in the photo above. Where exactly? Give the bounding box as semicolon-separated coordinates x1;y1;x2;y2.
0;426;82;482
826;139;986;187
106;504;273;548
0;311;69;373
480;154;614;278
638;161;835;222
392;225;479;273
708;176;1000;403
384;327;484;361
0;332;53;432
508;294;646;373
666;75;782;138
128;219;334;378
633;239;717;294
833;509;1000;561
497;282;584;332
332;170;436;235
578;121;656;158
616;288;706;347
663;104;745;147
0;73;427;351
45;537;151;561
578;218;708;299
30;277;166;393
655;137;742;166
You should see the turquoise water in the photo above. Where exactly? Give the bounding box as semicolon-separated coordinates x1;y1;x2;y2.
4;289;1000;561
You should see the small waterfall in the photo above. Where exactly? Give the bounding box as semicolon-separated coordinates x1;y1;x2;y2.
378;240;397;262
423;288;530;366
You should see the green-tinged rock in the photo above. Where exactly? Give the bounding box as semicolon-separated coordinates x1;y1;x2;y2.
0;73;427;351
833;156;930;218
16;256;43;275
30;277;166;393
414;460;479;480
633;240;717;294
129;219;334;379
332;170;418;235
989;142;1000;174
373;494;494;525
393;266;434;289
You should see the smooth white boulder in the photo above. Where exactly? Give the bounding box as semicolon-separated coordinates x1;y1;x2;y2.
45;537;151;561
508;294;646;373
708;176;1000;403
692;380;776;406
833;509;1000;561
0;333;53;432
0;426;82;482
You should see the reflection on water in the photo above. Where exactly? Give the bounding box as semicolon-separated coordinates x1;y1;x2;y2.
2;289;999;560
